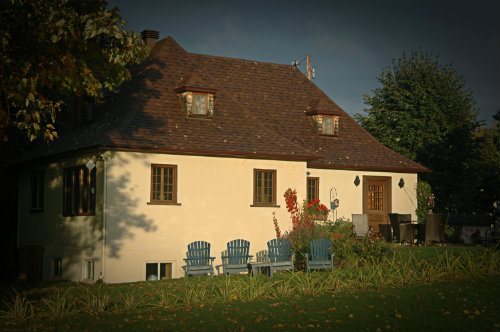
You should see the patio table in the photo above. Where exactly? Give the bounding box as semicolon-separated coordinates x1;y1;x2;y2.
248;261;270;277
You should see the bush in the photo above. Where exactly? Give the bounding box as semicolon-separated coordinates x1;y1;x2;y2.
416;181;435;222
330;225;394;267
278;188;395;269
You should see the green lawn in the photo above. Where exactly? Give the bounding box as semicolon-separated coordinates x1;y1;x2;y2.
1;246;499;332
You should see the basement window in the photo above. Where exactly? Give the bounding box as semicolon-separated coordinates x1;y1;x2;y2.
53;257;62;277
83;259;94;281
146;262;173;281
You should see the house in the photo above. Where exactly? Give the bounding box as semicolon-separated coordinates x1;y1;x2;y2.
447;214;493;244
17;30;428;283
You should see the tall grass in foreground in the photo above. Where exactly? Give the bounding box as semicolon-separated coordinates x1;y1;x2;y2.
1;247;498;323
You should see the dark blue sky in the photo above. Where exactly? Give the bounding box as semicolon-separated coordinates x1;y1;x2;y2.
108;0;500;126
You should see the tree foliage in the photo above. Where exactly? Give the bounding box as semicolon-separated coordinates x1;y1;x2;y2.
356;49;479;161
356;49;499;214
0;0;148;142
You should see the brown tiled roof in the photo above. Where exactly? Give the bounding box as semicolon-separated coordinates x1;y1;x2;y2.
21;36;428;173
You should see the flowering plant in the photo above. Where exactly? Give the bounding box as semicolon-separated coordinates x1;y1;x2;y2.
416;181;435;222
304;199;329;216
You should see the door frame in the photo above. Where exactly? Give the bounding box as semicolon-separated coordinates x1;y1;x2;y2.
362;176;392;228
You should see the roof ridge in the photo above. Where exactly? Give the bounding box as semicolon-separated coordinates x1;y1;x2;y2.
189;51;297;69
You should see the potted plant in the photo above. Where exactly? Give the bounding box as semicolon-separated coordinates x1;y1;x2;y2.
304;199;329;220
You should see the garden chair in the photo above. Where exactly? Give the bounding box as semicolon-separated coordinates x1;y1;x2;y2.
256;249;269;262
215;249;227;275
425;213;446;242
389;213;414;243
351;214;369;239
267;238;295;277
304;238;335;273
220;239;253;275
248;249;270;276
182;241;215;277
388;213;400;242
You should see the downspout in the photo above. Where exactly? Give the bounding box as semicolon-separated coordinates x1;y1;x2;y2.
100;156;107;282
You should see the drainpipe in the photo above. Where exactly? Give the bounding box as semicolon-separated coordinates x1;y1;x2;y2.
100;156;107;282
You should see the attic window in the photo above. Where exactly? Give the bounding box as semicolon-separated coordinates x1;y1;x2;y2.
321;115;339;135
175;86;216;118
306;110;341;136
193;93;208;115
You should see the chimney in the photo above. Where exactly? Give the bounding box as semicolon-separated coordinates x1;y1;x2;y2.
141;29;160;50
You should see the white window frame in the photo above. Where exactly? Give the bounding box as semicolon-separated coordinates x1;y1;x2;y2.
145;261;174;281
82;259;94;281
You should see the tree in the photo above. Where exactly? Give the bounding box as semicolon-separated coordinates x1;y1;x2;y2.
355;49;494;214
0;0;148;142
468;110;500;213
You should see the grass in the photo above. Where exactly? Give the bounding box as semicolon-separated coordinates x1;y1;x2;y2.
0;246;499;332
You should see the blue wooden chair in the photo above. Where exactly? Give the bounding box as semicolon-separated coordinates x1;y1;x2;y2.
305;239;335;273
256;249;269;263
220;239;253;275
267;238;295;277
182;241;215;277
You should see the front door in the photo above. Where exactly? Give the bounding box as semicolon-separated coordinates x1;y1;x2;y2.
363;176;392;233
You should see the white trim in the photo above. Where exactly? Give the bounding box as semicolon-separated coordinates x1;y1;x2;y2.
82;259;95;281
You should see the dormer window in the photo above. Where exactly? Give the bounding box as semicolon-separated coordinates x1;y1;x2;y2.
193;93;208;115
321;115;339;135
306;111;341;136
175;86;216;118
306;98;341;136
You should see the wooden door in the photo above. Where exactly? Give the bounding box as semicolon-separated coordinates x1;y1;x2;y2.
363;176;392;233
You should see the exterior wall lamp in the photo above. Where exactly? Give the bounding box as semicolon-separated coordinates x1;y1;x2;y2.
398;178;405;188
85;151;104;171
354;175;360;187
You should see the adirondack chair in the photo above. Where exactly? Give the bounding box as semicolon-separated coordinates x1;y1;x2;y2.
215;249;228;275
267;238;295;277
304;239;335;273
220;239;253;275
351;214;369;239
182;241;215;277
256;250;269;263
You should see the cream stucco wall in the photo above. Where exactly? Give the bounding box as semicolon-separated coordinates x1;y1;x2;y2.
18;150;419;283
307;168;418;222
102;151;308;283
18;154;105;281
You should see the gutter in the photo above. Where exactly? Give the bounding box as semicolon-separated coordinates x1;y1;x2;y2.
307;161;431;173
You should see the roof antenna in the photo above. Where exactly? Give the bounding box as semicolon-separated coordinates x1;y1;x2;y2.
292;55;316;79
306;54;316;80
